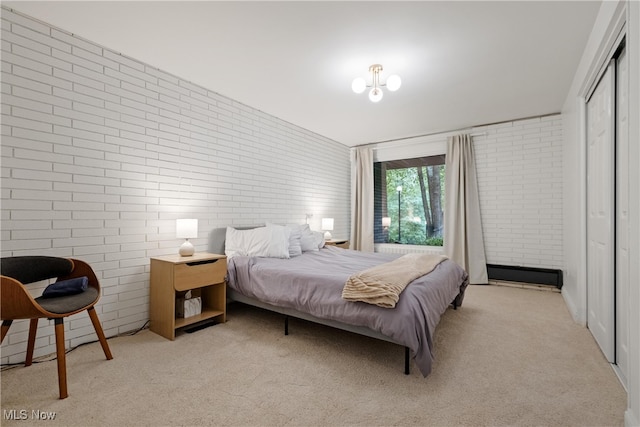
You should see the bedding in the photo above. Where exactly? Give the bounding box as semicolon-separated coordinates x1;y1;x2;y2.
225;244;469;377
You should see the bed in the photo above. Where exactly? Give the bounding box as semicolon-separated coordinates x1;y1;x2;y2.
208;225;469;376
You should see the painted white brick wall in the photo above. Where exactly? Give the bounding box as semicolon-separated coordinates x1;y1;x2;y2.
0;9;350;364
472;115;563;270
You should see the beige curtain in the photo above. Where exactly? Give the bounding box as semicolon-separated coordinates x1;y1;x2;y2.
444;134;488;284
350;147;374;252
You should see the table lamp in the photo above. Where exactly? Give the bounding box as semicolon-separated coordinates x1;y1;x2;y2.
321;218;334;240
382;217;391;229
176;218;198;256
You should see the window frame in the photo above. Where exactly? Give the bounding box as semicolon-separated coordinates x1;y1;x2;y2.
372;138;447;250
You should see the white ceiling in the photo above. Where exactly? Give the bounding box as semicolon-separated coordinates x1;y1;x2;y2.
5;1;601;147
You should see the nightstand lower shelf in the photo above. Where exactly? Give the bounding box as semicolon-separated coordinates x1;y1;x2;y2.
175;309;224;329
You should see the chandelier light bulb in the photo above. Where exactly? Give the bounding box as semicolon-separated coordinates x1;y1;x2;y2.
352;77;366;94
386;74;402;92
369;87;383;102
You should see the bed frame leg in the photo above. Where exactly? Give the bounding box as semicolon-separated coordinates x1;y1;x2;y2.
404;347;410;375
284;316;289;336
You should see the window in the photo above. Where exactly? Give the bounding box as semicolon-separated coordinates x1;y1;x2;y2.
374;155;445;246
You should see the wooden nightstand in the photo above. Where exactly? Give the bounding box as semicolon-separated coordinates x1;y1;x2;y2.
149;252;227;340
324;239;350;249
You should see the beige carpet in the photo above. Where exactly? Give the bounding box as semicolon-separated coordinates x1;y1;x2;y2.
0;285;627;426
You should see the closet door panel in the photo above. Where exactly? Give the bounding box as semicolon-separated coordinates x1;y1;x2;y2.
615;47;629;385
586;61;615;362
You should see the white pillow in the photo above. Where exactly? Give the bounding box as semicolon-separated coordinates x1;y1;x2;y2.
266;223;301;257
312;230;326;249
285;225;303;257
298;224;325;252
225;226;290;259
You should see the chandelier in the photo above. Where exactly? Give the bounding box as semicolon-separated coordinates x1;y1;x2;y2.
351;64;401;103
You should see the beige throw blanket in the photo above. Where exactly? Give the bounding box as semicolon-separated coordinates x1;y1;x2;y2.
342;253;448;308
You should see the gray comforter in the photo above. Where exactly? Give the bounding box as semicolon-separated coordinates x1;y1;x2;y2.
226;246;469;376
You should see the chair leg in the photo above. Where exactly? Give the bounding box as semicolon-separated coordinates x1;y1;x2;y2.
87;307;113;360
54;318;68;399
25;318;38;366
1;320;13;343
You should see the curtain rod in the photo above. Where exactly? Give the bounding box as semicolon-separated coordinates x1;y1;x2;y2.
358;112;560;149
370;130;485;147
366;130;487;151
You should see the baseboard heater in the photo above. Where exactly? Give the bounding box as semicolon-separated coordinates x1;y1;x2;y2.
486;264;563;289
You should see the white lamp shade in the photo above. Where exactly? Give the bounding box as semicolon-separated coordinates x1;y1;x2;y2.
176;218;198;239
351;77;366;94
321;218;334;231
386;74;402;91
369;87;383;102
382;217;391;228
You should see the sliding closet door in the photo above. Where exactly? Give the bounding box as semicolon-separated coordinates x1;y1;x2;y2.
615;47;629;385
586;60;615;363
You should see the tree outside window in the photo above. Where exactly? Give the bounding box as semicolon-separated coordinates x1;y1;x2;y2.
374;155;445;246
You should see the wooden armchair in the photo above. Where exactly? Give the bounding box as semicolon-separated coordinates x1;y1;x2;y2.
0;256;113;399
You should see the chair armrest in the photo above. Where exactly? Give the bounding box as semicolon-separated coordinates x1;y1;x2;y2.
0;276;49;319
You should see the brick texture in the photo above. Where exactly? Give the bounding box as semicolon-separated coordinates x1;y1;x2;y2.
473;115;563;270
0;9;350;363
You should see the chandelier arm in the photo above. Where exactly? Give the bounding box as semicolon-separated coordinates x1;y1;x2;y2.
354;64;398;100
373;66;380;90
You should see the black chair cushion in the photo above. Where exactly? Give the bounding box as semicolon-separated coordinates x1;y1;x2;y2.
1;256;73;285
35;287;99;314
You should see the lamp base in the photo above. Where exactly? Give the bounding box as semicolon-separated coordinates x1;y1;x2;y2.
324;231;332;240
179;240;195;257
